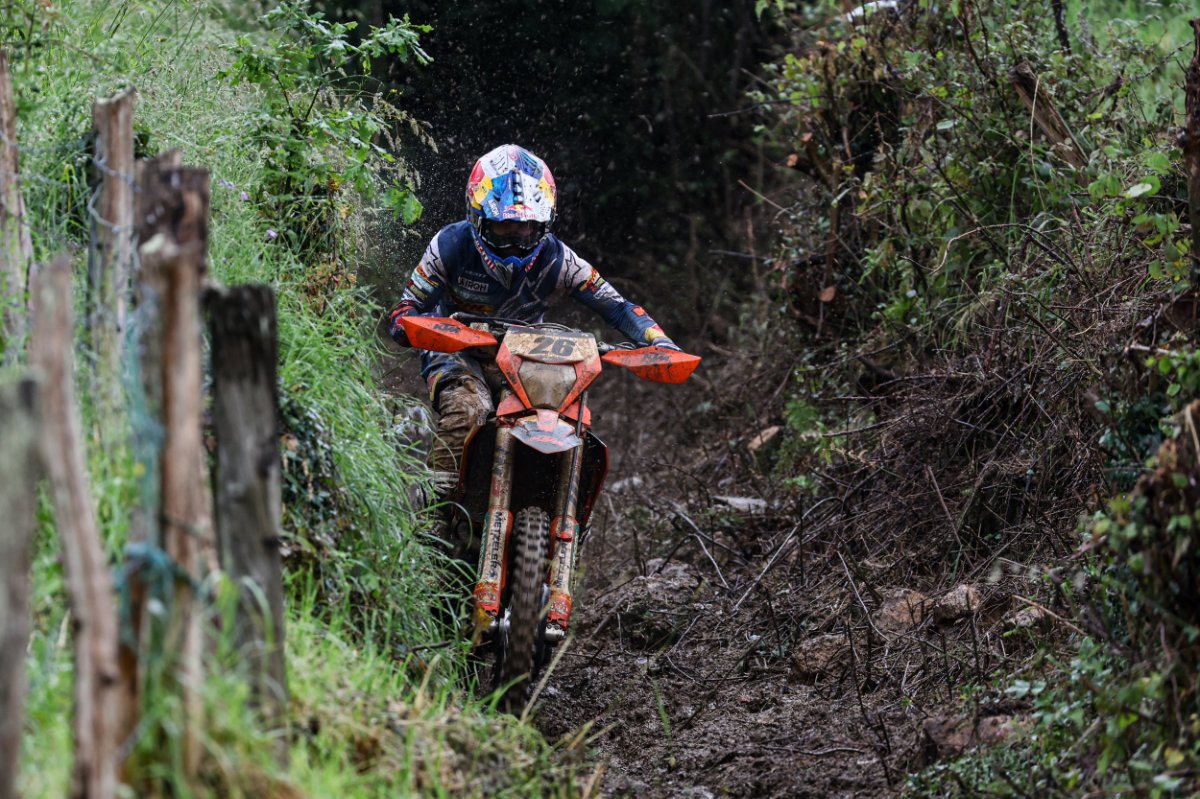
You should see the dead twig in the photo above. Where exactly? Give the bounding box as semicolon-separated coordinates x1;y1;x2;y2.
733;522;799;613
1013;595;1088;637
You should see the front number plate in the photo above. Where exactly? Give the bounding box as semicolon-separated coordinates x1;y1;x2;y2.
504;328;598;364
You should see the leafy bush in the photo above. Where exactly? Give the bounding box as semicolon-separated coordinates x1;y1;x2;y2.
1092;401;1200;718
749;4;1200;793
219;1;431;258
753;0;1186;339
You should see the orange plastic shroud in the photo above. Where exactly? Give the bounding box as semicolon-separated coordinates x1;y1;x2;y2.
400;316;498;352
600;348;701;384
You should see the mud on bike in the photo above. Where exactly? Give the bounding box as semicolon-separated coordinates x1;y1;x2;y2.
400;313;700;708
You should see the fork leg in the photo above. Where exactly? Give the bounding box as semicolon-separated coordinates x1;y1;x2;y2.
473;424;515;634
545;438;584;642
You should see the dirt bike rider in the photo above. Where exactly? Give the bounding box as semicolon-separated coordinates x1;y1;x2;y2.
388;144;681;512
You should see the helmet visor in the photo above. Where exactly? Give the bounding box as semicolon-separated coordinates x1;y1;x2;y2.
482;220;543;254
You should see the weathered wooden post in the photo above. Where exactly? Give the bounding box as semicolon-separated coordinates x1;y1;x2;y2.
30;255;120;799
0;376;39;799
1184;20;1200;283
111;152;192;756
125;148;182;549
135;157;212;776
206;284;289;747
0;50;33;355
89;87;135;397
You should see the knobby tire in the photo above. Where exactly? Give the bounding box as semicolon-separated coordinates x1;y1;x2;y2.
494;506;549;712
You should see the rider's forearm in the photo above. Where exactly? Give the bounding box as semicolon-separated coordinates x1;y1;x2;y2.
609;302;674;347
575;285;674;347
390;239;448;344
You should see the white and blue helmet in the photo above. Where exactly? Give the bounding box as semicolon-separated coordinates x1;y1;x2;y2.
465;144;558;287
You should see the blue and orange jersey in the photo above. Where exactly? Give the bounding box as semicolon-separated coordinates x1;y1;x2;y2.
389;221;671;351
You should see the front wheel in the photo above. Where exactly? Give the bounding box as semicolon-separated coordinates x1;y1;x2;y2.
493;506;550;711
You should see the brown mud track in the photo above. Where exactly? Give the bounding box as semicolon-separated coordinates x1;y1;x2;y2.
525;356;1049;798
536;530;905;798
378;338;1048;798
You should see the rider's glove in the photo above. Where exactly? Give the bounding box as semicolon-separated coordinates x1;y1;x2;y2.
650;337;682;352
389;311;411;347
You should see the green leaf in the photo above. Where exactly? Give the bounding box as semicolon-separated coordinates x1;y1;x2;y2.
1124;181;1155;199
1145;151;1172;175
1007;679;1032;698
1154;774;1184;791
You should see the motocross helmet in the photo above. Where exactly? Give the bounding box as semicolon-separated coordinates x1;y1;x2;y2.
465;144;557;288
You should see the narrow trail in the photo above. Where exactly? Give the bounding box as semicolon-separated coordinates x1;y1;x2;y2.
532;365;906;798
377;330;1015;798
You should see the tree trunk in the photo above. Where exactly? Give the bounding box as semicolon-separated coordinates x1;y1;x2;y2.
135;161;212;776
0;50;33;355
206;284;288;754
30;255;120;799
1185;20;1200;280
0;376;39;799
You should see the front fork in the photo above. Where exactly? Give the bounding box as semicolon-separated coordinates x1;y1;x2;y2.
471;393;587;644
544;427;585;644
472;422;515;635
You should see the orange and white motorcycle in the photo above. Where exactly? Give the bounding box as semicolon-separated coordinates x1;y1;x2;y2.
400;313;700;704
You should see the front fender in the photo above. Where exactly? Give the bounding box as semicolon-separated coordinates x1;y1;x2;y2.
509;409;582;454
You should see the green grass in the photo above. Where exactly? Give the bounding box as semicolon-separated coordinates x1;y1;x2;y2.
6;0;587;794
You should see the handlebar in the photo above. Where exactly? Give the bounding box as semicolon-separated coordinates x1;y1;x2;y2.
448;313;639;354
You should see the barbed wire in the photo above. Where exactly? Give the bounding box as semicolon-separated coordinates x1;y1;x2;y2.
0;126;92;157
0;127;143;193
86;183;136;234
91;151;139;193
0;203;86;256
0;166;87;189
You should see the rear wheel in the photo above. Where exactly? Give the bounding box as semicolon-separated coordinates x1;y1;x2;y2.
493;506;549;711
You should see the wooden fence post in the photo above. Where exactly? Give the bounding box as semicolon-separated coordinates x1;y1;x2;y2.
89;87;135;404
31;255;120;799
0;376;39;799
0;50;33;355
206;284;289;746
113;151;191;755
1184;19;1200;283
126;148;182;549
135;159;212;776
